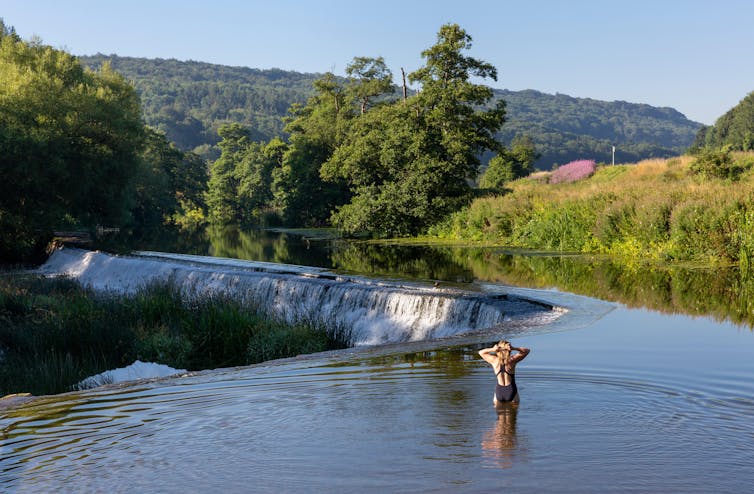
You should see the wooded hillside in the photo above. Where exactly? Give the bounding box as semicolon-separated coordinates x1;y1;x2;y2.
79;54;702;168
693;91;754;151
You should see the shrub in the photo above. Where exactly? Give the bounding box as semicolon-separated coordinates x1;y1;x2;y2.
669;199;744;262
593;199;635;247
550;160;597;184
688;148;754;181
514;200;597;251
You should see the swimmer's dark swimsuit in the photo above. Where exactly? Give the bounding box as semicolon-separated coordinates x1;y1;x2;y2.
494;365;518;402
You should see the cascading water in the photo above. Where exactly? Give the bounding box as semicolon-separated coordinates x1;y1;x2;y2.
39;248;564;345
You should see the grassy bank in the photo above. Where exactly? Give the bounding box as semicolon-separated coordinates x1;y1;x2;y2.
430;152;754;267
0;273;349;396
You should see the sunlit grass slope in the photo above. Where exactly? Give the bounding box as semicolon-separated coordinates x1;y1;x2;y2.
431;152;754;266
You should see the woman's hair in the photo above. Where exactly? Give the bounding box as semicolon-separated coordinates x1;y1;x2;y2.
497;340;511;367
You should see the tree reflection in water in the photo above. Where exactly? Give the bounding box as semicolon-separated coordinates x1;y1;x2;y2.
127;225;754;329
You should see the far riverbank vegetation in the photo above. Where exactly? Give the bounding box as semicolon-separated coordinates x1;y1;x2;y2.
431;151;754;269
3;18;754;270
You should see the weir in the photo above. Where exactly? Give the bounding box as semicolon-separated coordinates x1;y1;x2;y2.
39;248;563;345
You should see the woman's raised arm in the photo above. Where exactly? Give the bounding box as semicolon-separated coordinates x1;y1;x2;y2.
478;345;499;365
509;347;530;364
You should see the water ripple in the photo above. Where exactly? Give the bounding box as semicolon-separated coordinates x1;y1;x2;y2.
3;354;754;492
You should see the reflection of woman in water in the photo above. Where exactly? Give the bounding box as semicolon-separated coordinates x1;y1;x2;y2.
478;340;530;405
481;403;519;468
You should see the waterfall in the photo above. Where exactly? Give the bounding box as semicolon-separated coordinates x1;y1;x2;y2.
39;248;562;345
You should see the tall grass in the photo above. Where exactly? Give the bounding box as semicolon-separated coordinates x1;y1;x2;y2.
0;274;349;396
430;152;754;265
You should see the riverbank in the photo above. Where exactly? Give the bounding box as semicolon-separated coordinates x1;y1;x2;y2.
429;152;754;267
0;273;348;396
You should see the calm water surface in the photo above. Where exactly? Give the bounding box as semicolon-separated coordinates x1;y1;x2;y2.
2;298;753;492
3;230;754;492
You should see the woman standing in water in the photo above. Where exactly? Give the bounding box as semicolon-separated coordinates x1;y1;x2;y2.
479;340;530;405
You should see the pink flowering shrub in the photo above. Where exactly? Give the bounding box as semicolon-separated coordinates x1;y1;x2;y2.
550;159;596;184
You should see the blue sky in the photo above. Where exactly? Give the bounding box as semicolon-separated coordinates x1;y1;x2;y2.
3;0;753;124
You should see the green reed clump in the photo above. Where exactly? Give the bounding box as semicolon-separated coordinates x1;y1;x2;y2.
246;320;345;364
0;274;349;396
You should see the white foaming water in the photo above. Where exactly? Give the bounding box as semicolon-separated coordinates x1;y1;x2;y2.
39;248;564;345
76;360;186;390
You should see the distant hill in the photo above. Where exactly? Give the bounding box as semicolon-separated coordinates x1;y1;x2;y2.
693;91;754;151
495;89;702;167
80;54;703;167
79;55;316;155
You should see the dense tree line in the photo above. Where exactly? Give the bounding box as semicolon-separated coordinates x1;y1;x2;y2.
79;56;702;168
0;22;207;262
205;24;509;236
693;91;754;152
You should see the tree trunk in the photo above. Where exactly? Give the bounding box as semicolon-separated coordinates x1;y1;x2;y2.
401;68;408;102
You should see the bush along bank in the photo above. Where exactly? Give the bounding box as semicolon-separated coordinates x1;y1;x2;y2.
430;152;754;269
0;274;349;396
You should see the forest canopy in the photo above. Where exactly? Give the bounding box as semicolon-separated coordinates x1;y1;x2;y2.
0;19;716;262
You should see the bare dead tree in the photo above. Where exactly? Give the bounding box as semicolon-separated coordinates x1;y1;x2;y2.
401;67;408;102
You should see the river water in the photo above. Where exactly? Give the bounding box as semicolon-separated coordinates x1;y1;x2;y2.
2;230;754;492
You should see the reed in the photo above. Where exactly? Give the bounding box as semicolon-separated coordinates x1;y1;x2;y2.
0;274;349;396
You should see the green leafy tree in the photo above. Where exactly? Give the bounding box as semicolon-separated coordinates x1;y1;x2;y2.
408;24;506;177
323;24;506;236
206;123;250;224
0;29;144;261
132;128;208;232
271;73;352;226
479;134;539;189
345;56;394;114
693;91;754;152
237;137;287;224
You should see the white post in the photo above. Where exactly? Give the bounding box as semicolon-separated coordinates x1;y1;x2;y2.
612;146;615;166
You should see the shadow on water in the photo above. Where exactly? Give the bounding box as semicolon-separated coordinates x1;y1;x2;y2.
124;225;754;328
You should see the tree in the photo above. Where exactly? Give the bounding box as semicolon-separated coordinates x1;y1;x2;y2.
205;123;250;224
271;73;352;226
0;31;144;261
345;56;394;114
479;134;539;189
323;24;506;236
236;137;286;224
693;91;754;152
408;23;506;179
131;128;208;233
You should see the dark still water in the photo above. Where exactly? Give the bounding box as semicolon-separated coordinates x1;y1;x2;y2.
2;229;754;492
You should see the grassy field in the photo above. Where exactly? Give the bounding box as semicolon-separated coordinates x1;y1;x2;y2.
0;273;349;396
430;151;754;268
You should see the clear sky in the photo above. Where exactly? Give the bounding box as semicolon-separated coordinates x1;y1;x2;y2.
2;0;753;124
